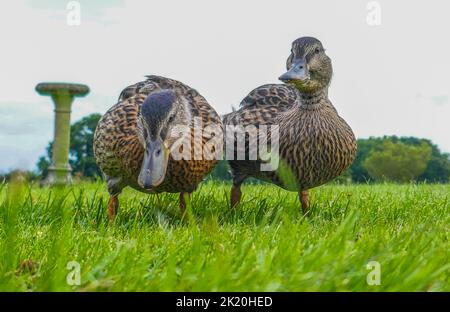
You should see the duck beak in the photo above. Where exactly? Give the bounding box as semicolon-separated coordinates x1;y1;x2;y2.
138;138;169;189
279;59;309;82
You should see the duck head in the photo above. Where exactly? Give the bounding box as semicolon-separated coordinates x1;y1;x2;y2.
279;37;332;93
137;90;190;189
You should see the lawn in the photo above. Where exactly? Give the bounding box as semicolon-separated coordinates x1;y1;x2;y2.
0;180;448;291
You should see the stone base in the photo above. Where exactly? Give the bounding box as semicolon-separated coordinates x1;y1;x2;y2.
42;165;72;186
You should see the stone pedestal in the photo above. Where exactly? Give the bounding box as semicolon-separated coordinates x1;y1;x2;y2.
36;83;89;185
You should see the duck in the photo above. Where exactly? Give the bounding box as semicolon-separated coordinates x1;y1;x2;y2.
223;37;357;214
94;75;223;220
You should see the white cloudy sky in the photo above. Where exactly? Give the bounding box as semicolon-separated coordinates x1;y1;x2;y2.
0;0;449;172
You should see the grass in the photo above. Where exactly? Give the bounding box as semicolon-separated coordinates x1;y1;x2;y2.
0;179;448;291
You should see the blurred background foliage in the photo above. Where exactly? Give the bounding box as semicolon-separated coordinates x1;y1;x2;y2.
2;113;449;184
351;136;450;183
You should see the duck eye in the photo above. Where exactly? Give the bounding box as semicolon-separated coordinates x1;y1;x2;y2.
168;115;175;123
315;47;321;54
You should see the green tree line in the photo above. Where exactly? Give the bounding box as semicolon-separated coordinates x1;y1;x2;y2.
34;114;450;184
351;136;450;183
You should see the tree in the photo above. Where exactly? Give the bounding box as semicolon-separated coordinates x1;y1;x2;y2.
350;137;385;183
396;137;450;183
36;142;53;178
37;113;102;179
351;136;450;183
207;160;232;181
363;140;432;182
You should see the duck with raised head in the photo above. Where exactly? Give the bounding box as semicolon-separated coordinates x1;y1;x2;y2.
223;37;357;214
94;75;223;220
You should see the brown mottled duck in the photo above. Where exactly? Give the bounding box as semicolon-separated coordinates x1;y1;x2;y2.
223;37;357;214
94;75;223;220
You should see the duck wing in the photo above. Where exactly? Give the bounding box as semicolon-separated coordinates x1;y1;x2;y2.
239;84;298;109
118;75;200;103
223;84;297;126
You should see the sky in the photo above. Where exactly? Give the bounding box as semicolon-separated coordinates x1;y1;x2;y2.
0;0;449;172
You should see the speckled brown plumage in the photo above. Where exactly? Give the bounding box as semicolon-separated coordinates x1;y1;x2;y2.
94;75;223;218
223;37;357;212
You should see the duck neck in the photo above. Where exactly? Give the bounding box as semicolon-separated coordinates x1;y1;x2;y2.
296;88;328;110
